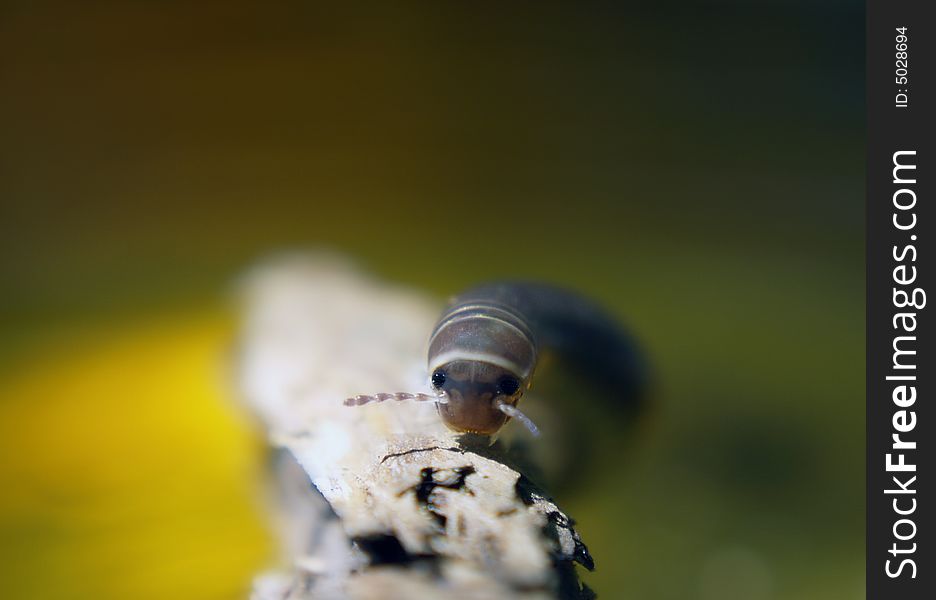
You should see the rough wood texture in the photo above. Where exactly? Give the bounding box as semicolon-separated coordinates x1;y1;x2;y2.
237;254;594;599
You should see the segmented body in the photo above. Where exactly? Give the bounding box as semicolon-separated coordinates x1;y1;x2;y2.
348;282;644;436
428;282;643;434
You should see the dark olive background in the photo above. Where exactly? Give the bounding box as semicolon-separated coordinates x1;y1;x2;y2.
1;2;863;599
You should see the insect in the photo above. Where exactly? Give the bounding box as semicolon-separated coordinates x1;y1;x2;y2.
346;282;644;437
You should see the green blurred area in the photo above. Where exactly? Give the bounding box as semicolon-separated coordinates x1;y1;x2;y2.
1;1;863;599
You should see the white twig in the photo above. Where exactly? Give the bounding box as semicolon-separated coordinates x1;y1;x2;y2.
237;254;592;600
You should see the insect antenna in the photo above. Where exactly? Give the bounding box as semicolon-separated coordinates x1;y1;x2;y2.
344;391;448;406
495;399;540;437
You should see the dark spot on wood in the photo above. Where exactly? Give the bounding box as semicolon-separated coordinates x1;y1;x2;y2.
352;534;412;565
574;544;595;572
515;476;594;571
514;474;540;506
545;511;595;571
405;466;476;530
352;533;441;572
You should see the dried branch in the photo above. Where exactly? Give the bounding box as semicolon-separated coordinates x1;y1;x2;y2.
237;254;594;600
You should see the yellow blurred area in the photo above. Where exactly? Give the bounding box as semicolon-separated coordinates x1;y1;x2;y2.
0;311;273;600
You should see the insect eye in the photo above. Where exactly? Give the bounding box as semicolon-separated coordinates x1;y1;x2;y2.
431;369;447;389
497;376;521;396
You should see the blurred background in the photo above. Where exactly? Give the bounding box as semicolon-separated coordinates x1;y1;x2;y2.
0;1;863;599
